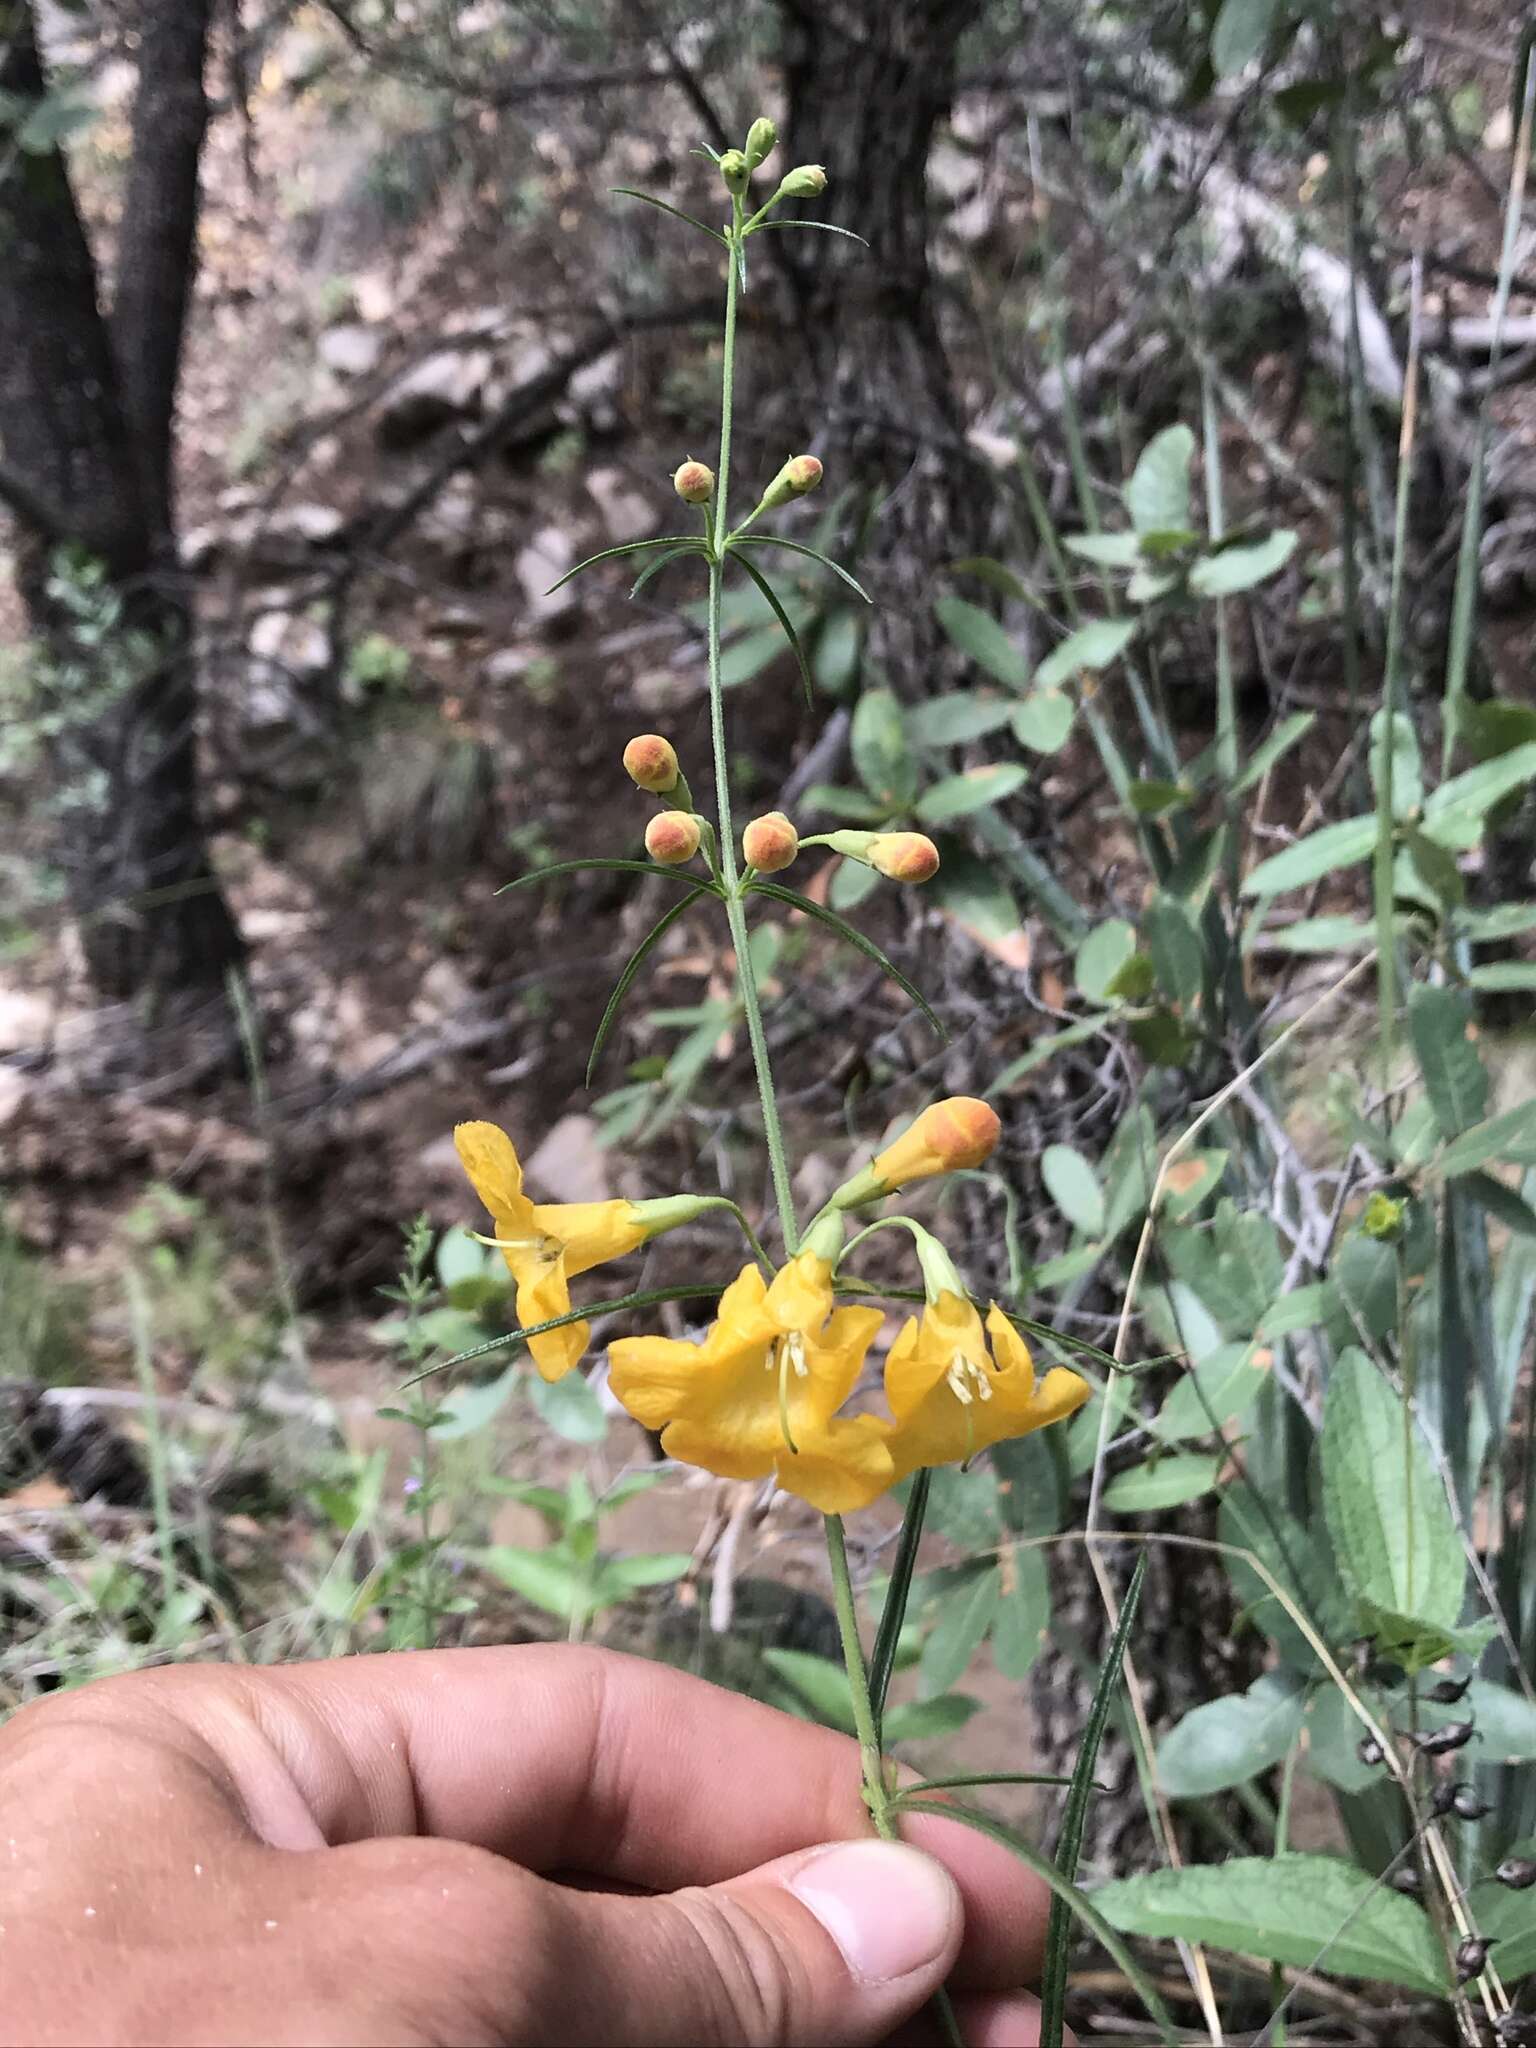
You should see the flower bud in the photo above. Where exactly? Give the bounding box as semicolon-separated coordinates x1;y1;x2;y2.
645;810;701;865
776;164;827;199
719;148;750;194
759;452;825;512
869;832;940;883
1361;1191;1406;1242
745;117;777;172
742;811;798;873
623;733;680;794
878;1098;1001;1185
673;459;715;505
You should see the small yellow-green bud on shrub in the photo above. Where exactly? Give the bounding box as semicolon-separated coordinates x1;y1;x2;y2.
623;734;680;794
776;164;827;200
742;811;798;873
673;459;715;505
1361;1192;1407;1242
719;149;750;194
645;810;701;865
745;117;777;172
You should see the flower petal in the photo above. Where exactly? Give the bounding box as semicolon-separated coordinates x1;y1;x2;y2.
608;1334;708;1429
516;1262;584;1381
765;1251;835;1335
775;1413;896;1513
883;1292;985;1420
659;1416;776;1483
534;1200;647;1277
454;1121;531;1225
985;1304;1036;1396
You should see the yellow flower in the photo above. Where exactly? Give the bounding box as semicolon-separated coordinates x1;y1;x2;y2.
608;1255;894;1512
826;1096;1001;1214
884;1293;1088;1480
454;1121;647;1382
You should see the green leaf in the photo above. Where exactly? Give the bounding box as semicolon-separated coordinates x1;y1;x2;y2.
1144;896;1204;1007
1041;1143;1106;1236
611;187;728;244
947;555;1033;602
1011;690;1075;754
1302;1685;1384;1793
629;543;700;599
1160;1149;1229;1221
595;1551;691;1593
1126;425;1195;537
870;1467;931;1724
1220;1480;1351;1671
802;782;889;824
1156;1673;1304;1797
748;881;944;1037
1211;0;1281;74
1260;915;1376;954
480;1545;589;1621
546;534;700;594
919;1565;1000;1695
1418;1678;1536;1761
1439;1100;1536;1177
1469;962;1536;992
1460;903;1536;943
1241;814;1376;896
527;1369;608;1445
761;1649;856;1733
1407;983;1488;1139
1062;531;1142;568
1152;1342;1272;1442
1075;918;1137;1002
1094;1855;1447;1995
588;887;708;1084
1320;1348;1466;1644
1041;1554;1151;2048
1105;1453;1224;1515
1465;1169;1536;1238
1232;711;1317;795
991;1546;1051;1679
1370;710;1424;820
883;1693;983;1742
433;1363;521;1440
1189;529;1297;596
1403;825;1464;909
851;687;917;807
990;1017;1107;1090
1127;777;1190;816
933;596;1028;687
501;858;716;895
733;536;872;604
1424;740;1536;832
915;763;1028;825
734;553;815;707
1469;1842;1536;1982
927;846;1022;949
1033;618;1137;690
905;693;1015;747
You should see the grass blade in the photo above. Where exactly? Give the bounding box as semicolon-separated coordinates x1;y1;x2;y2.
747;881;945;1037
587;888;707;1084
1039;1549;1149;2048
734;549;815;707
894;1790;1179;2047
869;1467;930;1728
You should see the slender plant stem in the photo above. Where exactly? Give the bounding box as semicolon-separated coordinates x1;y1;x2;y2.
824;1513;894;1835
706;208;799;1250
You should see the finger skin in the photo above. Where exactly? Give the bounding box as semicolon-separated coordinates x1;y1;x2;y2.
5;1646;1048;1990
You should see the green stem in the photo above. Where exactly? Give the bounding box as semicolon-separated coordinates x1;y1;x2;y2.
707;209;799;1251
824;1513;893;1836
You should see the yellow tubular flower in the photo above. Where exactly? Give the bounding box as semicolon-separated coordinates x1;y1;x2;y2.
454;1122;647;1382
608;1256;893;1511
884;1294;1088;1480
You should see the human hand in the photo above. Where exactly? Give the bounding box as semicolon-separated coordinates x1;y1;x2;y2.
0;1645;1054;2046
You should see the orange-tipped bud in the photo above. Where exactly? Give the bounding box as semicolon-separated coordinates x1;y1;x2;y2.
623;733;680;794
760;452;826;512
869;832;940;883
743;811;799;873
673;459;715;505
645;810;701;865
874;1098;1002;1190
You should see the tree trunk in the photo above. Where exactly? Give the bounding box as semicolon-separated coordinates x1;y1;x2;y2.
779;0;986;692
0;0;241;1004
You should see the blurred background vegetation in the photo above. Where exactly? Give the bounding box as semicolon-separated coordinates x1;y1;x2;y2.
4;2;1536;2039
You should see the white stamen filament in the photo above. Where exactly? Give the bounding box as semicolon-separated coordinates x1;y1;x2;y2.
945;1350;993;1405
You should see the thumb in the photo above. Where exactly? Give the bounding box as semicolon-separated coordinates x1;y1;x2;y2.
547;1837;965;2047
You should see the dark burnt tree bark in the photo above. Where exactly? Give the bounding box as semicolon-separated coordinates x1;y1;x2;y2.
777;0;986;691
0;0;242;1002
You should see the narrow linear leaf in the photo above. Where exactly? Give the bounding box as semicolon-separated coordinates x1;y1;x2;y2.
733;535;872;603
870;1468;931;1727
546;534;699;593
753;219;869;246
402;1283;730;1383
1465;1170;1536;1239
749;881;945;1038
1241;814;1376;896
1440;1099;1536;1177
611;187;728;244
735;551;815;707
1040;1552;1149;2048
631;543;704;599
500;858;720;895
587;888;708;1084
932;595;1029;686
1232;710;1317;795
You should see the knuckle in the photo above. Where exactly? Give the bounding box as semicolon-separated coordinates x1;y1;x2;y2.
666;1888;805;2047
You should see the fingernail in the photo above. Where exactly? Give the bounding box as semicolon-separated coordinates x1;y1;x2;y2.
790;1839;959;1984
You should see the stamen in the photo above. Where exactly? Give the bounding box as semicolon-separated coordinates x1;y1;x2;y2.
944;1351;993;1405
776;1340;800;1456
